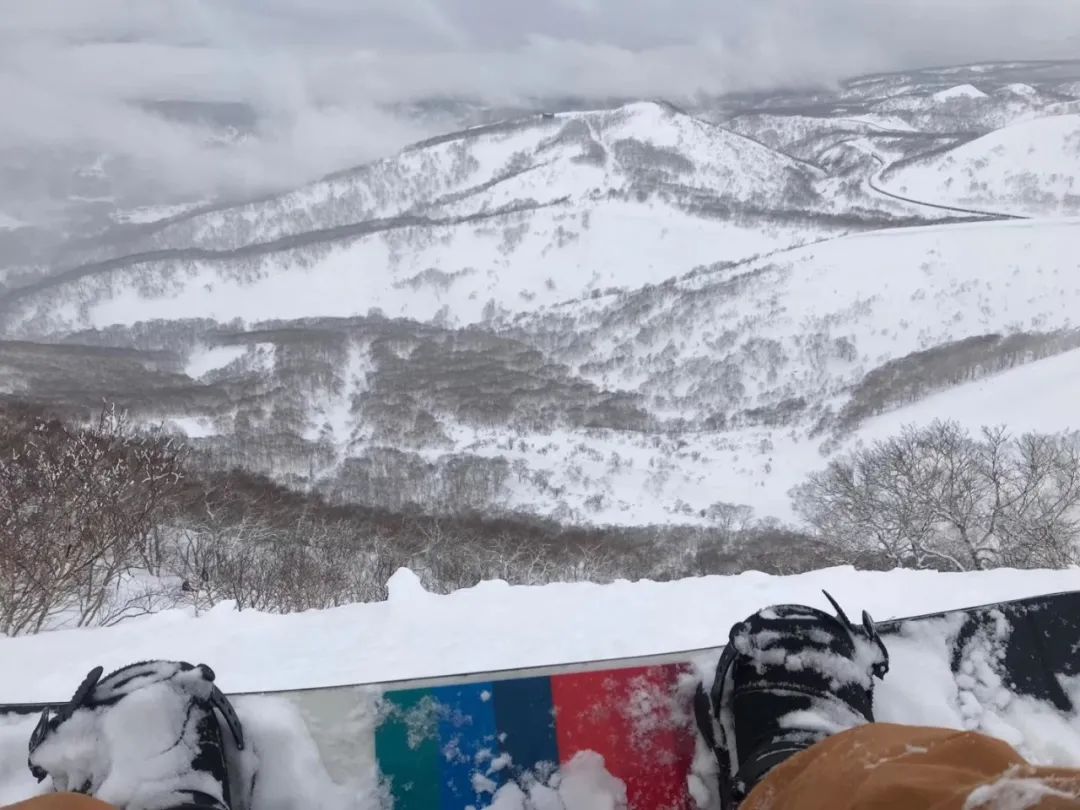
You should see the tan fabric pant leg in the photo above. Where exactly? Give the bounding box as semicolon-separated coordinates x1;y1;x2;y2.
1;795;117;810
742;724;1080;810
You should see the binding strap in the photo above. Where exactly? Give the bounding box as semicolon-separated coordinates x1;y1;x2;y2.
695;642;742;810
209;684;244;750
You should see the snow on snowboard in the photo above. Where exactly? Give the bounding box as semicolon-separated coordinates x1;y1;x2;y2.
3;590;1080;810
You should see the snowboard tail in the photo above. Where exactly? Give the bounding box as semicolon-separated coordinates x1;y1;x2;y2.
876;588;1080;712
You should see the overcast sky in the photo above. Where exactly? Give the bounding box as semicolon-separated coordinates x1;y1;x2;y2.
2;0;1078;205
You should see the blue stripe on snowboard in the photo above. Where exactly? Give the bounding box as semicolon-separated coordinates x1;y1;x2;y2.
492;677;559;780
433;682;501;810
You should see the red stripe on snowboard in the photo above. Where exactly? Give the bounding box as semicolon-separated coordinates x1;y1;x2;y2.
550;664;694;810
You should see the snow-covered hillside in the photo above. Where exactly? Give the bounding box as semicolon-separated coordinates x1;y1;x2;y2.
13;200;818;333
0;102;941;338
465;216;1076;522
882;115;1080;216
136;103;832;252
49;207;1076;527
4;62;1080;530
2;569;1080;810
518;217;1080;418
832;63;1074;135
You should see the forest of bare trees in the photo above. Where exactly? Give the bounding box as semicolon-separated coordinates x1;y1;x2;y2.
5;402;1079;638
0;404;186;634
0;402;827;636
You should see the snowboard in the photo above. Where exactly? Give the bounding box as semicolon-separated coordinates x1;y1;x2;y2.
372;657;699;810
365;589;1080;810
4;590;1080;810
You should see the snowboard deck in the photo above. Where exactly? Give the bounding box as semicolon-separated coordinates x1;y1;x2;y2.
4;590;1080;810
374;662;695;810
369;589;1080;810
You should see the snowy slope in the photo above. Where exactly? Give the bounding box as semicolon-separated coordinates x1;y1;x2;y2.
858;344;1080;439
149;208;1080;528
438;339;1080;527
12;218;1080;530
518;217;1080;421
866;87;1054;135
10;203;822;335
122;103;830;253
998;83;1040;99
882;115;1080;216
725;112;917;158
723;114;962;200
451;217;1080;524
6;67;1080;531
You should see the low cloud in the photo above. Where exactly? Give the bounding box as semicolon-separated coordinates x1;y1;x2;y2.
2;0;1078;214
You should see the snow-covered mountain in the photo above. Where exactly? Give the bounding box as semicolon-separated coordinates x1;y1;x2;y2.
3;61;1080;528
0;102;935;338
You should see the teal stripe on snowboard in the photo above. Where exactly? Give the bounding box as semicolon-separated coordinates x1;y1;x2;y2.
374;688;442;810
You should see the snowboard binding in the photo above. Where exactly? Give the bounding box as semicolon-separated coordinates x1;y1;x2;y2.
28;660;245;810
694;591;889;810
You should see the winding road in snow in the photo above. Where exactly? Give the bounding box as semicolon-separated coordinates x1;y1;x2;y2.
867;154;1029;220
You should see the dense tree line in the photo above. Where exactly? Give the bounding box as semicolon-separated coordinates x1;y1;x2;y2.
835;331;1080;435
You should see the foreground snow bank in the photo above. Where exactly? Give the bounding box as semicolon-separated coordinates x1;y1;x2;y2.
2;566;1079;704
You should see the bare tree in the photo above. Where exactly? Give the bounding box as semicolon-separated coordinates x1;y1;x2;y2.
791;421;1080;571
997;432;1080;568
0;405;185;635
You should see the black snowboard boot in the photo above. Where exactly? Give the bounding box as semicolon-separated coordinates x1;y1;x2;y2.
28;660;245;810
695;592;889;810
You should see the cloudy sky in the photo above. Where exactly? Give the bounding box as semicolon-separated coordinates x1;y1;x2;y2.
2;0;1078;207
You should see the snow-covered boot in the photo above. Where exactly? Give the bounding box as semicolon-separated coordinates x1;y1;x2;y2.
27;661;245;810
694;592;889;810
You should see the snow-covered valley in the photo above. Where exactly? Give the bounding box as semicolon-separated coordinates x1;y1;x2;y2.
5;54;1080;810
2;60;1080;529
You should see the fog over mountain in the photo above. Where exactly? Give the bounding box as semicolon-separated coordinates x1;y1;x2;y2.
3;0;1079;213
